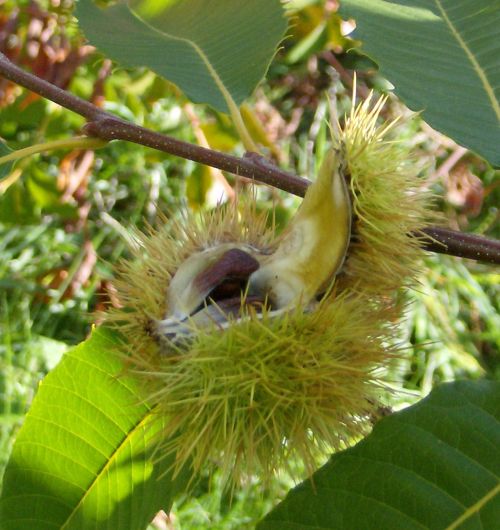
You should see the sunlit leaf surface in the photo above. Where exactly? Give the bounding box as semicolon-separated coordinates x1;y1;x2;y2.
0;328;184;530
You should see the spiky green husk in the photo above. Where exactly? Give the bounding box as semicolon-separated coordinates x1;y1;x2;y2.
338;95;436;295
129;292;396;484
105;96;435;489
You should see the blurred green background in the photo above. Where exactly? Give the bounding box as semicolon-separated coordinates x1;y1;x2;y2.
0;0;498;528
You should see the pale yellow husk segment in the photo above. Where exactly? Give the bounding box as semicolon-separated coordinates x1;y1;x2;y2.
105;96;435;489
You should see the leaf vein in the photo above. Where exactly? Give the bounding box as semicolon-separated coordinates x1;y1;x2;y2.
60;410;155;529
433;0;500;120
445;482;500;530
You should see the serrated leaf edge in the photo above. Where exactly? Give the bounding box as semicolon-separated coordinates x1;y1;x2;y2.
134;10;256;149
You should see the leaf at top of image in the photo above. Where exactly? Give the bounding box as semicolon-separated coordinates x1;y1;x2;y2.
75;0;288;113
340;0;500;167
258;379;500;530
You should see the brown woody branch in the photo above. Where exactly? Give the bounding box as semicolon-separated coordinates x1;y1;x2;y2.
1;52;499;265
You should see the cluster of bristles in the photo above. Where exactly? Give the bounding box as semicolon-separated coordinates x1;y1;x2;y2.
105;95;434;488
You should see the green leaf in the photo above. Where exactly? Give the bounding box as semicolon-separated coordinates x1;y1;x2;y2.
285;22;328;65
0;328;186;530
258;380;500;530
0;140;14;181
26;168;78;219
339;0;500;167
0;181;39;224
75;0;288;113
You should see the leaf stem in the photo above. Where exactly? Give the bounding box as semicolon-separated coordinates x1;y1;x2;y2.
227;100;259;153
0;52;499;264
0;137;108;167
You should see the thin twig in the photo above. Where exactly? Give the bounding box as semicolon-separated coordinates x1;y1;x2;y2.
0;52;104;121
1;51;499;265
422;227;500;263
82;118;307;195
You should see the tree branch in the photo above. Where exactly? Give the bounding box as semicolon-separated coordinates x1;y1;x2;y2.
82;119;306;195
0;52;104;121
1;52;499;265
422;227;500;263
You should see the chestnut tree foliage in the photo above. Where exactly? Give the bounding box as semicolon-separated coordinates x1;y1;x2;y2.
0;1;499;529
